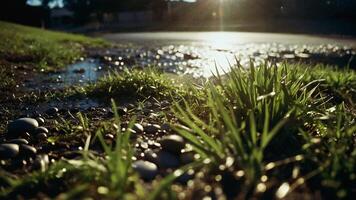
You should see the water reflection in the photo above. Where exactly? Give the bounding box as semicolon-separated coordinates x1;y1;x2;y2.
56;59;103;84
25;32;356;89
95;42;354;78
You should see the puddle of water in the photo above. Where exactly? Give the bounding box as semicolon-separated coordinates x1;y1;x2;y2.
102;32;356;77
49;59;104;86
23;59;106;90
61;59;103;83
22;40;356;90
94;42;356;78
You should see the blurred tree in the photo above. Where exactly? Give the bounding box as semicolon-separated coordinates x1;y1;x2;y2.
0;0;48;26
64;0;95;23
151;0;167;20
0;0;28;21
63;0;162;23
243;0;283;18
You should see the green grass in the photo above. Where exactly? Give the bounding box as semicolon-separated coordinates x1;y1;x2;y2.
0;67;15;90
83;69;189;101
0;102;145;199
0;21;107;70
0;63;355;199
173;62;356;199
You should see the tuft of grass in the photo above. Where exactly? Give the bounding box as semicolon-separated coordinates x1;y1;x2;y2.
172;62;355;199
0;21;107;70
293;64;356;105
85;69;189;100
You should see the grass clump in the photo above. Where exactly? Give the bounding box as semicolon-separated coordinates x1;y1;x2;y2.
0;21;107;69
85;69;189;100
297;65;355;105
173;62;355;199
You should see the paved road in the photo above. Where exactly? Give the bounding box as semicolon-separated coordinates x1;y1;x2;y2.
103;32;356;47
102;32;356;77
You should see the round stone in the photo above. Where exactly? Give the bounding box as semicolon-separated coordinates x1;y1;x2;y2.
8;139;29;145
132;123;144;133
157;150;180;169
36;133;48;141
46;107;59;116
180;151;195;164
161;123;171;132
117;107;128;115
7;118;39;137
132;160;158;181
144;149;158;163
19;145;37;158
160;135;185;154
20;132;31;140
144;124;161;134
105;134;115;140
0;144;20;159
35;127;49;135
176;172;194;184
36;117;45;125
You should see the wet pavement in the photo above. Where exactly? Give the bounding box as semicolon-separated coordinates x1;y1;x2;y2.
103;32;356;77
18;32;356;89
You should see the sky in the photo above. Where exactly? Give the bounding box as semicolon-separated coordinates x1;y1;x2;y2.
27;0;197;8
27;0;64;8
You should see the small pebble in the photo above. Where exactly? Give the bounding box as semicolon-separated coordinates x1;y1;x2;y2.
0;144;20;159
35;127;49;135
144;149;158;163
133;123;144;133
140;142;149;149
105;134;115;140
180;152;196;164
132;160;158;181
36;133;48;141
157;150;180;169
20;132;31;140
36;117;45;125
19;145;37;158
117;107;128;115
8;139;29;145
46;107;59;116
144;124;161;134
127;104;135;109
160;135;185;154
161;123;171;132
7;118;39;137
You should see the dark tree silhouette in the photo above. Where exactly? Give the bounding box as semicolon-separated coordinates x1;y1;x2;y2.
0;0;27;22
151;0;167;20
0;0;49;26
64;0;95;23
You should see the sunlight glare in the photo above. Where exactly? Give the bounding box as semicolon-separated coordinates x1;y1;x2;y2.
197;32;238;77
